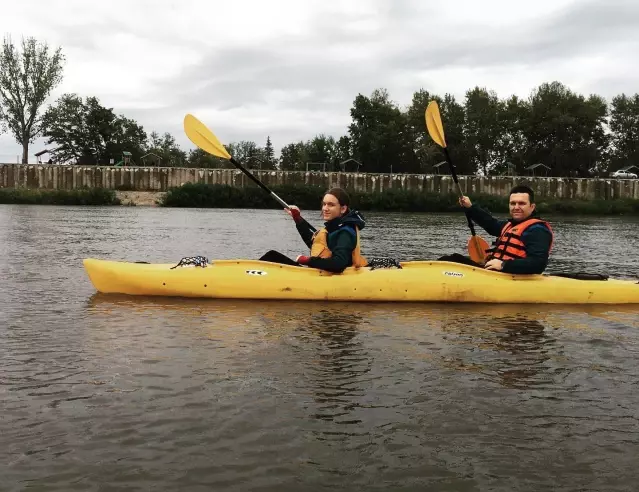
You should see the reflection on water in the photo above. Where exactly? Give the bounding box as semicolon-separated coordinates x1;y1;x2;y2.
3;206;639;491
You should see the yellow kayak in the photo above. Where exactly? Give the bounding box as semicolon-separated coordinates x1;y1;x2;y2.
82;258;639;304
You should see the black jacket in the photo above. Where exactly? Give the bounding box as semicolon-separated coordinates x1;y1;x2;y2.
296;209;366;273
467;204;552;274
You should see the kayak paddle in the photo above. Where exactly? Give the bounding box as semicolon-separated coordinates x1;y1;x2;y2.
184;114;289;207
425;101;489;264
183;114;316;231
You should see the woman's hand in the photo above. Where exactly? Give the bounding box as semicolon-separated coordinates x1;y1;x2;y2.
286;205;302;223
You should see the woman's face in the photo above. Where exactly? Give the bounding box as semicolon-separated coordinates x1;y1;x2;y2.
321;193;347;221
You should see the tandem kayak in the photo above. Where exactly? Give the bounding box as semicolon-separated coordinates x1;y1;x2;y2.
82;258;639;304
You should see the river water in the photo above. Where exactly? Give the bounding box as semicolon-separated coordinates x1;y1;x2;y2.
1;205;639;491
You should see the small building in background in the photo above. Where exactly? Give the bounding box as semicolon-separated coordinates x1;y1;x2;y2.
525;163;551;177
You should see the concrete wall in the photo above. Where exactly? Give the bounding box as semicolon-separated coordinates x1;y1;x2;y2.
1;163;638;200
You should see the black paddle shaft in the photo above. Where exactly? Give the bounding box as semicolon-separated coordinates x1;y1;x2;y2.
443;148;478;237
230;157;317;233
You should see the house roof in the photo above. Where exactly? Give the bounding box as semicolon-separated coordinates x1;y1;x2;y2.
525;163;551;170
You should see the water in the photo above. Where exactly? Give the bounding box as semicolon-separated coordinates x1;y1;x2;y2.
1;205;639;491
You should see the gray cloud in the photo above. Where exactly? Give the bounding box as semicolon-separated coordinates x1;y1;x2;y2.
1;0;639;162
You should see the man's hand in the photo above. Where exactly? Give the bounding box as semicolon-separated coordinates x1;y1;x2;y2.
484;259;504;271
459;196;472;208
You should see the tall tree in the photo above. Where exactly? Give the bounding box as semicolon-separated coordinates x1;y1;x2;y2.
524;81;608;177
406;88;446;173
0;36;65;163
464;87;504;175
42;94;146;164
492;95;530;176
348;88;414;173
264;136;277;169
334;135;352;168
608;93;639;173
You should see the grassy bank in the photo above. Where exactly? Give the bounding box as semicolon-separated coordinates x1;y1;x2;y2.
0;187;120;205
160;183;639;215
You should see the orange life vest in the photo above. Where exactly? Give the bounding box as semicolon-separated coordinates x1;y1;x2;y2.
310;226;368;268
489;218;554;261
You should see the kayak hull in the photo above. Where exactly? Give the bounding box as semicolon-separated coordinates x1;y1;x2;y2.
82;258;639;304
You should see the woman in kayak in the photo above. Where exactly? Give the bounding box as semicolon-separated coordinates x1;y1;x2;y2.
259;187;368;273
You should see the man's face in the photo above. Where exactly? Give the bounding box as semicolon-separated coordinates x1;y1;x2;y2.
509;192;535;221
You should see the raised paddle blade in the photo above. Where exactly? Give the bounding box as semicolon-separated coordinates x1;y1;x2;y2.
467;235;489;265
184;114;232;160
425;100;447;148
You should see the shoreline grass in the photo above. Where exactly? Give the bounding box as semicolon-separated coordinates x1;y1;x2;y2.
159;183;639;216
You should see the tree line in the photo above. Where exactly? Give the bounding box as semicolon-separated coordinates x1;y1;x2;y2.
1;35;639;176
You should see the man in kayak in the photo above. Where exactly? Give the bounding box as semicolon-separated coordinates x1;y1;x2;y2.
259;187;368;273
440;185;554;274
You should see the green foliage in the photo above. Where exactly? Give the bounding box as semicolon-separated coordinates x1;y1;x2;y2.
0;36;65;163
160;182;326;209
264;136;276;169
146;131;187;167
30;57;639;178
0;187;120;205
186;148;230;168
608;94;639;173
348;88;415;174
159;183;639;215
42;94;146;165
524;82;608;178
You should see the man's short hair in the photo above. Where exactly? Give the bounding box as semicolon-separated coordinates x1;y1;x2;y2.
509;185;535;203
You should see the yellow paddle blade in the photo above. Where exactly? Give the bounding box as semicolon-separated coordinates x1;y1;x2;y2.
425;100;447;148
183;114;232;160
467;235;489;265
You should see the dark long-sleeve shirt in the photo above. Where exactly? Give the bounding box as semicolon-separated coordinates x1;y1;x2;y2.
467;204;553;274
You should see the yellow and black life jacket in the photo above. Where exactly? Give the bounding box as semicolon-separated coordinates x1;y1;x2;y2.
310;226;368;268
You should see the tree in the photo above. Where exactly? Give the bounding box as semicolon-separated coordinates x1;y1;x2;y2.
0;36;65;163
146;131;187;166
227;140;262;168
348;88;414;173
187;148;230;168
608;93;639;173
334;136;352;167
492;95;530;176
264;136;277;169
42;94;146;164
279;141;309;170
524;81;608;177
463;87;504;175
406;88;443;173
306;134;336;170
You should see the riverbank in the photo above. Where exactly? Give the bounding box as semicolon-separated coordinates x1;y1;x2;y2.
115;191;166;206
159;183;639;215
2;184;639;215
0;187;121;205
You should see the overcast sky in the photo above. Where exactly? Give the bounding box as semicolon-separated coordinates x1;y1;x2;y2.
1;0;638;162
